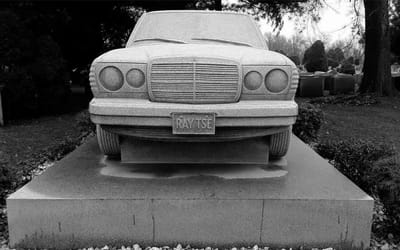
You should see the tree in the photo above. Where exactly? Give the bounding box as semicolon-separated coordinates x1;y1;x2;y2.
265;32;308;57
0;9;70;118
390;0;400;61
226;0;396;95
303;40;328;72
359;0;395;95
227;0;320;30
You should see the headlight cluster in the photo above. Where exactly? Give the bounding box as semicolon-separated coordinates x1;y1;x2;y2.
99;66;145;91
244;69;289;93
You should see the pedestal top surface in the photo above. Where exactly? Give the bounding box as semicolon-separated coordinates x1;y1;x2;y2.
9;135;372;201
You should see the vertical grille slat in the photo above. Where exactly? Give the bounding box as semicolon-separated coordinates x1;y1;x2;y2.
150;60;239;103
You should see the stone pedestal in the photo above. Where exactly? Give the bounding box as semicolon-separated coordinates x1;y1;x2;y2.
7;135;373;249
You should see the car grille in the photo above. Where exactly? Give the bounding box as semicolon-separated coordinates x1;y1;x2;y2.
149;61;240;103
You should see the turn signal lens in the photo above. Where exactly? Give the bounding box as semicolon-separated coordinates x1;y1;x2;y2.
99;66;123;91
265;69;289;93
126;69;145;88
244;71;262;90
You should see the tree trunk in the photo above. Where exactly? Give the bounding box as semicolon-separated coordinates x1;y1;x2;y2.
360;0;395;96
214;0;222;10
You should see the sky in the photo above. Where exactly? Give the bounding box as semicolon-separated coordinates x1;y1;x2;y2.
225;0;365;45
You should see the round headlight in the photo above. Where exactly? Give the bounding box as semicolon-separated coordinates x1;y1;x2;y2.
244;71;262;90
265;69;289;93
126;69;145;88
99;66;123;91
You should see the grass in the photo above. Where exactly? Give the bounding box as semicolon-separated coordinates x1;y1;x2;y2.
0;113;83;166
0;87;90;168
297;96;400;152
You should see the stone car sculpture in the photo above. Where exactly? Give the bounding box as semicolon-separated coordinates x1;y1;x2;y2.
89;10;299;159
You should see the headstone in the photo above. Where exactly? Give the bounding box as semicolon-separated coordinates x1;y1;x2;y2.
297;74;326;97
325;74;355;95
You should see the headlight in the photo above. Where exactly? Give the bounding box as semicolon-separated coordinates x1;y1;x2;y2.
99;66;123;91
244;71;262;90
265;69;289;93
126;69;145;88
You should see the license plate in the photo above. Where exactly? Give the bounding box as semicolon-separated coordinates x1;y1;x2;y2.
172;113;215;135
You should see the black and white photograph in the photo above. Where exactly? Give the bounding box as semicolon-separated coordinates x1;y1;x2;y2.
0;0;399;249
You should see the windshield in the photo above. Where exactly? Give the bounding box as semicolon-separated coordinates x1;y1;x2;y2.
127;12;266;49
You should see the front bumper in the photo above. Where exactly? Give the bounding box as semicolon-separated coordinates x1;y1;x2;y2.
89;98;298;127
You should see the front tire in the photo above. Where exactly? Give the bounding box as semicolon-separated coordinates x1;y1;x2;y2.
96;125;120;156
269;128;291;158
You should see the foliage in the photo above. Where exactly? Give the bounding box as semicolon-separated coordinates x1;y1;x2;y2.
264;32;309;62
315;139;400;237
75;110;96;135
326;47;345;68
339;57;356;74
227;0;322;30
390;0;400;58
11;2;144;69
339;63;356;75
0;159;16;203
303;40;328;72
371;155;400;237
329;39;364;62
293;103;323;143
0;3;146;119
0;9;71;119
316;139;393;191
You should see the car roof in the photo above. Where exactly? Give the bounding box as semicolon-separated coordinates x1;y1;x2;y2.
145;10;251;17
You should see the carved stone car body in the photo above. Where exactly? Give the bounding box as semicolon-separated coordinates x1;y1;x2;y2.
89;10;299;159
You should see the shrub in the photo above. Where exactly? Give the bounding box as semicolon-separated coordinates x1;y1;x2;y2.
339;57;356;75
293;103;324;143
0;165;15;193
0;153;16;203
339;63;355;75
370;155;400;236
315;139;393;191
327;47;345;68
303;40;328;72
75;110;95;135
315;139;400;237
327;58;339;68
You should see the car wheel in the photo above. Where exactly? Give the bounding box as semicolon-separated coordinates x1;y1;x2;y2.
269;127;291;158
96;125;120;156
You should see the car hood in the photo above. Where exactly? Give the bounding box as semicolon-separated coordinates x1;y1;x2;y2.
94;44;293;66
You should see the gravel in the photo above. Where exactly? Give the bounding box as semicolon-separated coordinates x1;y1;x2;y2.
0;244;343;250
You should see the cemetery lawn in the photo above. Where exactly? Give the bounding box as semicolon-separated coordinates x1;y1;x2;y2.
0;113;83;168
298;96;400;152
